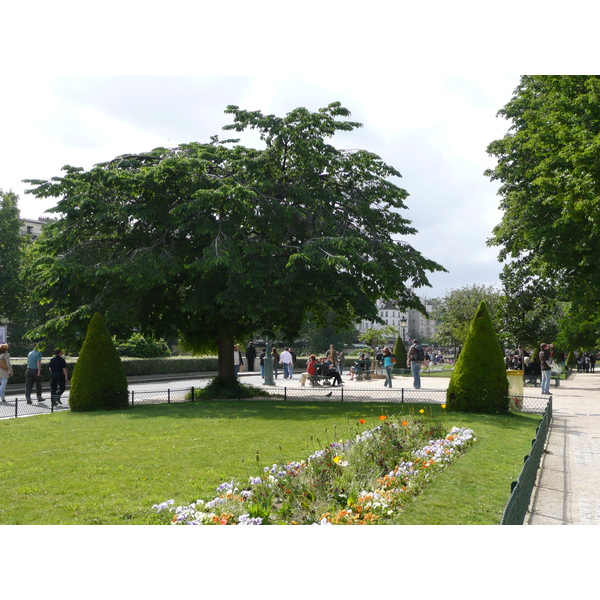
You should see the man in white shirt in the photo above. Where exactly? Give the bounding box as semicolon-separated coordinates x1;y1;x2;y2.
280;347;294;379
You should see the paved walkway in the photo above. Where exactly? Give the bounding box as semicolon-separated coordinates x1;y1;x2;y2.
526;371;600;525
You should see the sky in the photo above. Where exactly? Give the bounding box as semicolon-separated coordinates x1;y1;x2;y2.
2;73;521;299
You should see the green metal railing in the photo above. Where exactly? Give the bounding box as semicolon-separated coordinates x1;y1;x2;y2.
500;396;553;524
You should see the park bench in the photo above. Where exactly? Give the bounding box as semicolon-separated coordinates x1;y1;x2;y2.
308;374;335;386
523;373;560;387
354;362;372;382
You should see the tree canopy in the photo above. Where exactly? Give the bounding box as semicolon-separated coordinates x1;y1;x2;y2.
24;102;445;382
0;190;26;321
486;76;600;306
432;284;503;347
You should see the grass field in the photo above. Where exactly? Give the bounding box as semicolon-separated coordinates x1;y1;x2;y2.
0;401;542;525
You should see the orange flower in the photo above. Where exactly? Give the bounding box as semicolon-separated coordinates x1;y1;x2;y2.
379;415;387;421
402;421;408;426
359;419;366;424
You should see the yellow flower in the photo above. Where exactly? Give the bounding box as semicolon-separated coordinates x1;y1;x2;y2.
419;409;425;414
333;456;341;464
441;404;446;409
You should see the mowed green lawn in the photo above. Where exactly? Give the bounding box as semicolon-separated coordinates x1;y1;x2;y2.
0;401;542;525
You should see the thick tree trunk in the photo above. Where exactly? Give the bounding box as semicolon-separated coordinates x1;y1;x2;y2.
216;334;236;385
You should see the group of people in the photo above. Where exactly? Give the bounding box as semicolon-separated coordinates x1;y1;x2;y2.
299;352;344;386
233;339;428;390
576;352;597;373
506;342;556;395
0;344;69;406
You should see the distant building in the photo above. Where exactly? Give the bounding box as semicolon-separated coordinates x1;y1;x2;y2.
356;298;436;343
19;217;45;241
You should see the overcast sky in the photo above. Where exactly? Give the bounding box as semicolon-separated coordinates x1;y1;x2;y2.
2;73;522;299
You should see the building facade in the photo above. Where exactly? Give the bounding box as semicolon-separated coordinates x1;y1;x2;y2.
356;298;436;343
19;217;45;241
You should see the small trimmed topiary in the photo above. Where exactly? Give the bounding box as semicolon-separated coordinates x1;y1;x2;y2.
69;313;129;412
446;301;509;413
393;335;407;370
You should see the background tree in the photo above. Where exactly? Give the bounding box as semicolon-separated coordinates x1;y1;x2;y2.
298;311;358;355
554;302;600;352
25;103;445;386
358;325;399;351
446;301;509;414
499;261;562;348
69;313;128;411
0;190;26;321
432;284;503;348
486;75;600;306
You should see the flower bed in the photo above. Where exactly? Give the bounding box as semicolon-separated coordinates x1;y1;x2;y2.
152;414;475;525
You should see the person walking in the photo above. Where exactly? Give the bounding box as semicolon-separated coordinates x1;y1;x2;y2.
233;345;244;378
25;346;44;404
272;347;280;379
326;345;339;373
382;347;395;388
338;352;345;375
259;348;266;379
0;343;13;402
245;342;256;372
49;347;68;406
407;339;425;389
539;342;554;395
280;347;294;379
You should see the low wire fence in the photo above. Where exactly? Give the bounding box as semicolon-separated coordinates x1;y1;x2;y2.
1;386;550;419
500;396;553;525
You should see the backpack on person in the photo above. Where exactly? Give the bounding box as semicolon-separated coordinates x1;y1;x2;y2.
412;345;425;362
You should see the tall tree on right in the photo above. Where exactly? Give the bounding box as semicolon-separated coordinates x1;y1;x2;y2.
486;75;600;306
446;301;509;413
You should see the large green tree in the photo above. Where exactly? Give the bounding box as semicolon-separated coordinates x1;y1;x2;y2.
486;75;600;306
24;102;445;384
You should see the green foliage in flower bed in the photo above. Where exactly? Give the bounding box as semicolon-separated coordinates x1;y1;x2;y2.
155;414;475;525
0;401;541;525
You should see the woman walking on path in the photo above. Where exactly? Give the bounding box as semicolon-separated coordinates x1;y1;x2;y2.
0;343;13;402
383;347;395;388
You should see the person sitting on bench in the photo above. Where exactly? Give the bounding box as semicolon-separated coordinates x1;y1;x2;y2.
299;355;318;386
321;358;343;386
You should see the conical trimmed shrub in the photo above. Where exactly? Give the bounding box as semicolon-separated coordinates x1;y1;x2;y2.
393;335;407;370
69;313;129;411
446;301;509;413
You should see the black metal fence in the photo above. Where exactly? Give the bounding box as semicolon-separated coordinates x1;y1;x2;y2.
500;396;553;525
1;386;550;419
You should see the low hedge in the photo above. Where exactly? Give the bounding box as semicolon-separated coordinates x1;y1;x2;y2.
5;356;219;384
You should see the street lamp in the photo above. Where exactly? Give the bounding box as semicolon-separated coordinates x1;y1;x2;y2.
400;318;407;345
